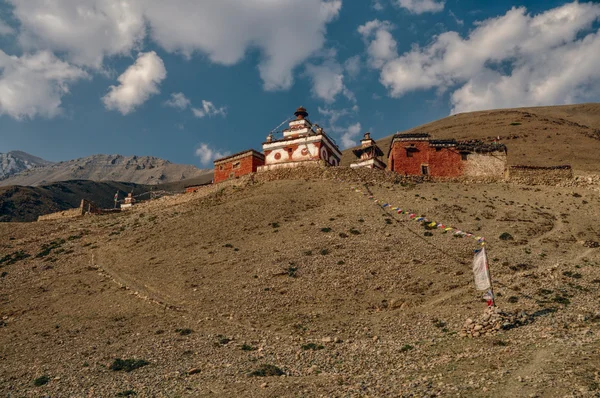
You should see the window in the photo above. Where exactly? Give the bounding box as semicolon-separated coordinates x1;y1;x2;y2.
421;165;429;175
232;161;241;169
406;150;413;158
461;153;468;161
219;165;224;171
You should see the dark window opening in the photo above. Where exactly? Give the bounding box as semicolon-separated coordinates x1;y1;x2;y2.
421;165;429;175
461;153;468;161
232;161;241;169
219;165;224;171
406;150;413;158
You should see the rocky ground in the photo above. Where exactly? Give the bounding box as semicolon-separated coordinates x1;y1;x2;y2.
1;168;599;397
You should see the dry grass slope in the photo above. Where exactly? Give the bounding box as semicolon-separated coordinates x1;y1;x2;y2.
1;170;599;397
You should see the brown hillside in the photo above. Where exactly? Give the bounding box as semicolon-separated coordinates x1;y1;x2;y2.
341;103;600;172
1;169;599;396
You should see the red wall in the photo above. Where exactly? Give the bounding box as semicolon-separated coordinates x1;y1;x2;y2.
388;141;430;176
388;141;463;177
427;147;463;177
214;154;264;183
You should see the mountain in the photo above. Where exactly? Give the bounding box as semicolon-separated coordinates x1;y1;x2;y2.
0;150;53;180
0;180;150;222
341;103;600;173
1;167;599;396
0;153;211;187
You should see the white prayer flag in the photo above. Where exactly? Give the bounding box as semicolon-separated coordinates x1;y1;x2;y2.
472;247;491;291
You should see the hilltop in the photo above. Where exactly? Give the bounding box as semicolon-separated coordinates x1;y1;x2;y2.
0;151;53;180
1;168;599;396
0;153;211;187
342;103;600;173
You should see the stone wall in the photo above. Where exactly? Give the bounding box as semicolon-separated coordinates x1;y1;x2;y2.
508;165;573;185
37;199;101;221
463;152;507;179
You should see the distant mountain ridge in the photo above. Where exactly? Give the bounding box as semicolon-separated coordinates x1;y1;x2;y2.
0;153;211;187
0;151;53;180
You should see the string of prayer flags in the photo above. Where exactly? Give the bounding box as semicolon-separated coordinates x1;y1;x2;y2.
348;185;486;247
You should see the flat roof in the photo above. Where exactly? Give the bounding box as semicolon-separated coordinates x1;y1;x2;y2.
213;149;264;165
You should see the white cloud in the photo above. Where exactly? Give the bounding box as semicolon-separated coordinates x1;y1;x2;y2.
194;143;229;165
164;92;226;118
372;0;385;11
0;50;88;119
192;100;227;118
102;51;166;115
164;92;191;110
10;0;145;68
7;0;341;90
340;122;362;149
305;61;345;103
449;10;464;26
344;55;362;79
143;0;341;91
363;2;600;113
318;106;362;148
358;20;398;69
396;0;445;14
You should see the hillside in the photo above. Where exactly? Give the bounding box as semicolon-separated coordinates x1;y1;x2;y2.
0;180;149;222
0;150;53;180
1;168;599;396
0;153;210;187
342;103;600;172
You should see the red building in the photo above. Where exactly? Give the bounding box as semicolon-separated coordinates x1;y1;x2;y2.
388;133;507;178
213;149;265;184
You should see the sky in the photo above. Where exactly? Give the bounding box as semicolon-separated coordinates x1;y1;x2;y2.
0;0;599;167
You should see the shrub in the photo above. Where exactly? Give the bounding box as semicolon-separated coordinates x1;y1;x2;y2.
320;249;330;256
400;344;413;352
0;250;30;265
116;390;137;397
510;122;521;126
33;375;50;386
301;343;324;351
175;328;193;336
109;358;149;372
241;344;256;351
349;229;361;235
499;232;514;241
249;364;284;377
339;232;348;238
552;296;570;305
286;264;298;278
320;227;331;233
507;296;519;303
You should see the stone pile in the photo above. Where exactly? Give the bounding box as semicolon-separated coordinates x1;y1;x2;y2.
460;306;531;337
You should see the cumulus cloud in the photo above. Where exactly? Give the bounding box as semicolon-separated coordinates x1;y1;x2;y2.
340;122;362;149
6;0;341;90
0;50;88;119
10;0;145;68
305;60;353;103
358;20;397;69
362;2;600;113
194;143;229;165
164;92;191;110
192;100;227;118
102;51;166;115
395;0;445;14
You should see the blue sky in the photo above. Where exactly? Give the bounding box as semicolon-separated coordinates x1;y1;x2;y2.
0;0;599;167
